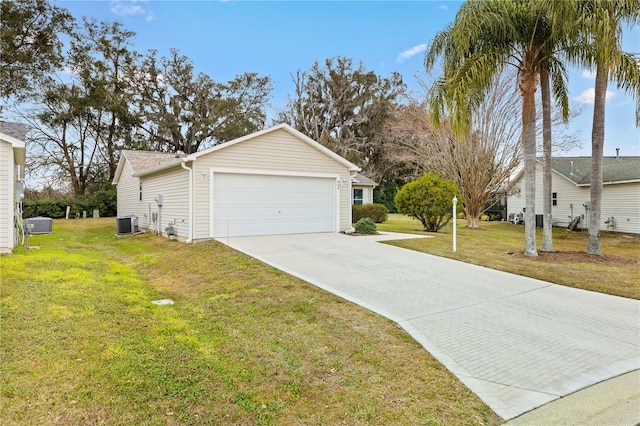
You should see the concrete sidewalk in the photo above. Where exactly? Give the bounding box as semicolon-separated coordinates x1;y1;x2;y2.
221;232;640;421
506;370;640;425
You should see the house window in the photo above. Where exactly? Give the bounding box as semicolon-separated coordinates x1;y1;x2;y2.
552;192;557;206
139;183;142;201
353;188;363;205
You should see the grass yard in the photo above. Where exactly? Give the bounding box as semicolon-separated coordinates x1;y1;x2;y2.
1;218;501;425
378;214;640;300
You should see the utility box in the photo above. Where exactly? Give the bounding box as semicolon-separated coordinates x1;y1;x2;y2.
535;214;543;228
26;217;53;234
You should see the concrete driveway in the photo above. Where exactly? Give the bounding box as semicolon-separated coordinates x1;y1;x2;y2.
220;232;640;421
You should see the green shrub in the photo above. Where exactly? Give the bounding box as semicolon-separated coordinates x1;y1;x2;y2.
394;173;459;232
22;198;69;218
352;203;389;223
22;186;117;219
354;217;377;234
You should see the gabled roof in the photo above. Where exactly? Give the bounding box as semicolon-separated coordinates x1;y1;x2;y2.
351;172;377;187
112;150;184;184
550;156;640;185
510;156;640;187
185;123;361;172
115;124;361;182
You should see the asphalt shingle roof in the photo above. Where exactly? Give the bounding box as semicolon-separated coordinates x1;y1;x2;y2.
0;121;27;141
549;156;640;185
351;172;377;186
122;150;184;174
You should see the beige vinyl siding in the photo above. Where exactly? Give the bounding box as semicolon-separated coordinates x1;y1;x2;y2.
116;161;149;225
192;128;352;240
0;141;14;252
141;167;190;239
507;162;639;233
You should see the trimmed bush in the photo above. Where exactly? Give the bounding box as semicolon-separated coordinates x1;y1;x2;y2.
22;198;68;218
394;173;459;232
354;217;377;234
352;203;389;223
22;186;117;219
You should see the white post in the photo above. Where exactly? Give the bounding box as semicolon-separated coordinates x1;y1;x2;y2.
452;196;457;252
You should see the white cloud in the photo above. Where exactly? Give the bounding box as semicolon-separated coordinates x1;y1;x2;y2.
439;4;449;11
110;0;155;21
574;88;616;105
581;69;596;79
397;43;429;63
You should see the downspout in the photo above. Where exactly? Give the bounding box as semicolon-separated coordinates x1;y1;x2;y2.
181;161;193;243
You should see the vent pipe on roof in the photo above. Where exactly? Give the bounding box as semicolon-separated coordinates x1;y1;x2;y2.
616;148;620;159
569;161;574;175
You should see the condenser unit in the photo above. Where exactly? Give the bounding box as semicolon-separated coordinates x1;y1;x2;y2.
116;216;139;235
26;217;53;234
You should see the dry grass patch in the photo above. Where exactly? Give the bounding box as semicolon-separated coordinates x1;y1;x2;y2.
1;218;501;425
379;214;639;299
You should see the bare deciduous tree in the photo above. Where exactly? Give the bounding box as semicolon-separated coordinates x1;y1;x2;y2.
387;71;522;229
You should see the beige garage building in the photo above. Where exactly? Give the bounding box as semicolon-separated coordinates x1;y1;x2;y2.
113;124;361;241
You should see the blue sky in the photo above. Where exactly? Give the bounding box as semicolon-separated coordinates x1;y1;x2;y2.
60;0;640;157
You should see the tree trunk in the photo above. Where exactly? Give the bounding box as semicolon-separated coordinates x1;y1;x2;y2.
587;67;606;255
464;203;482;229
521;76;538;257
464;207;477;229
540;68;553;252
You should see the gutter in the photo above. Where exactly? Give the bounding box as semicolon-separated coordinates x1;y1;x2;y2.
180;161;193;243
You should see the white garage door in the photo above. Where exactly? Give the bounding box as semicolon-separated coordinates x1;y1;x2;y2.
212;173;337;237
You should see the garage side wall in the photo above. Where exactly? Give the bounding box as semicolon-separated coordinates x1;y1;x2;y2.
116;161;148;223
141;167;190;239
192;129;352;240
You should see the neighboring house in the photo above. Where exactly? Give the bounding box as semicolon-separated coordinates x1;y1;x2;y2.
0;122;27;254
507;156;640;234
351;172;377;205
113;124;361;241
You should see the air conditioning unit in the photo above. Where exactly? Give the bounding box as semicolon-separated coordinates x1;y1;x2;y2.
116;216;139;235
26;217;53;234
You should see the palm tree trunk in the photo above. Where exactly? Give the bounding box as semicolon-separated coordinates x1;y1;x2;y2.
540;68;553;252
587;67;606;255
523;86;538;257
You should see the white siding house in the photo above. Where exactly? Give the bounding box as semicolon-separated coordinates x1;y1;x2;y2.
113;124;361;241
0;122;26;254
507;156;640;234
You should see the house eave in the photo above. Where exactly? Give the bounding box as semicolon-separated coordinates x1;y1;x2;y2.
1;132;26;176
576;178;640;187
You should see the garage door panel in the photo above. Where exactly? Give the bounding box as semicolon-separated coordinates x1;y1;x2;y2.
213;173;336;237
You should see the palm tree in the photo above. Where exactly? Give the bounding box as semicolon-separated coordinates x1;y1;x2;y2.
425;0;568;257
540;54;570;252
553;0;640;255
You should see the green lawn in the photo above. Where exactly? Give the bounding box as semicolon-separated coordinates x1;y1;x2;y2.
378;214;640;300
1;218;501;425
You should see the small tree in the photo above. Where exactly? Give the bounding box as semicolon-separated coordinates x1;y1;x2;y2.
395;173;458;232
